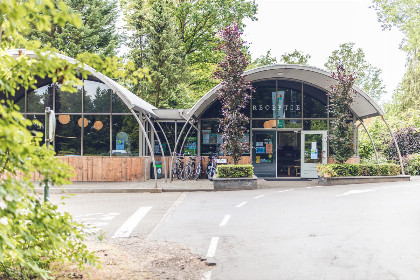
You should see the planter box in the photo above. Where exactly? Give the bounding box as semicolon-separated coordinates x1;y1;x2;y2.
213;175;257;190
318;175;410;186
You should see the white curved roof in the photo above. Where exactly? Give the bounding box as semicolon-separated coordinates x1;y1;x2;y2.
186;64;384;120
5;49;157;117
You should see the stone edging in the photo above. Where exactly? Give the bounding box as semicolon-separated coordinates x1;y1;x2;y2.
318;175;410;186
213;175;257;190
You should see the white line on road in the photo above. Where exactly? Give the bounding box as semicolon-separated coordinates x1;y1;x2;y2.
206;237;219;258
236;202;247;208
336;189;374;197
202;270;212;280
219;215;231;226
254;195;265;199
112;206;152;238
278;189;294;193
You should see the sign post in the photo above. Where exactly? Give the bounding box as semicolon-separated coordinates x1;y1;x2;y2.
44;107;56;202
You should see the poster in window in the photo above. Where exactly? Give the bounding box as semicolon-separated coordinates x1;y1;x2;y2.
256;147;266;154
203;134;210;144
266;143;273;154
256;156;261;163
209;134;217;144
256;142;263;147
311;149;318;159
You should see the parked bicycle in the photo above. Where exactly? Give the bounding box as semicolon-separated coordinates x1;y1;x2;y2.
172;153;184;179
181;155;197;181
193;156;203;180
206;153;218;181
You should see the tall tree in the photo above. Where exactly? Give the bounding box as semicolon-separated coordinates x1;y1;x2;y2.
144;0;185;108
371;0;420;110
25;0;121;58
247;49;277;69
121;0;258;105
328;63;357;164
325;42;386;102
213;23;252;165
281;49;311;65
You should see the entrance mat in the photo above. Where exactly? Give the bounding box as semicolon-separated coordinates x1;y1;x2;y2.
263;178;311;181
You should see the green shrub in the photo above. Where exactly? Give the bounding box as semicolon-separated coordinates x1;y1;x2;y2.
317;163;401;177
216;164;254;178
404;153;420;175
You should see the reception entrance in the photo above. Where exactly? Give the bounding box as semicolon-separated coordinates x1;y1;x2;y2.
277;132;301;177
301;131;327;178
252;131;276;177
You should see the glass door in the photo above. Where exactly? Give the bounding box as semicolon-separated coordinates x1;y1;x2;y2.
252;131;276;177
300;131;327;178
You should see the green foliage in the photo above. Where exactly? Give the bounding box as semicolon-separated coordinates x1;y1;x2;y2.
121;0;258;107
325;42;386;102
317;163;401;177
328;63;356;163
371;0;420;111
216;164;254;178
1;1;99;278
214;23;252;165
25;0;121;58
247;49;277;69
143;0;186;108
281;49;311;65
403;153;420;175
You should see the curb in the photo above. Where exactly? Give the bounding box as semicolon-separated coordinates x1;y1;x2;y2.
35;188;214;194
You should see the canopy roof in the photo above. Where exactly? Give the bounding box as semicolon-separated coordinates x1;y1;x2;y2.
185;64;384;120
4;49;157;117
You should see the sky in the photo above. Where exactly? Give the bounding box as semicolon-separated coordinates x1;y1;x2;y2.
242;0;407;102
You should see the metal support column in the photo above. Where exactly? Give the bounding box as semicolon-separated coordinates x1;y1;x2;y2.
381;116;405;175
130;109;159;189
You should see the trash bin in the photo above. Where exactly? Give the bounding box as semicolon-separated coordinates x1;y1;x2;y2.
150;161;162;179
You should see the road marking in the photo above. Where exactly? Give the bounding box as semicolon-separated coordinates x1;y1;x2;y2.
202;270;212;280
112;206;152;238
336;189;374;197
278;189;294;193
236;202;247;208
146;192;188;241
219;215;231;226
206;237;219;258
254;195;265;199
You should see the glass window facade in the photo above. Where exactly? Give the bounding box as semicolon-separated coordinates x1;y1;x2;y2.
16;79;141;156
199;79;343;160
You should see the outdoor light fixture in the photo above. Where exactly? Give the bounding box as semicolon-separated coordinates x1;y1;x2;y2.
58;114;70;125
94;120;103;130
78;117;88;127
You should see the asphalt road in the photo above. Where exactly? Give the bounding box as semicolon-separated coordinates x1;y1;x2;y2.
53;179;420;280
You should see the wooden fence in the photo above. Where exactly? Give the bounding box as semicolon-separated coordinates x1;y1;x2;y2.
57;156;151;182
2;156;252;182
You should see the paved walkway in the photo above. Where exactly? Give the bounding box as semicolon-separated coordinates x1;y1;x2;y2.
35;177;319;194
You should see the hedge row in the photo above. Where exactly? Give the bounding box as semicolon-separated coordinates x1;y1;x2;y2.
318;163;401;177
216;164;254;178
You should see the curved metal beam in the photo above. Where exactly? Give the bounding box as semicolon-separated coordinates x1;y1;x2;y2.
381;116;405;175
155;121;173;180
358;117;379;164
130;109;158;188
170;117;194;181
144;115;168;182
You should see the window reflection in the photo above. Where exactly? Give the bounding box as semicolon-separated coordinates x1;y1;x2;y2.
56;85;82;113
84;116;110;156
27;84;54;113
84;80;111;113
55;115;81;156
112;115;139;156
